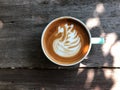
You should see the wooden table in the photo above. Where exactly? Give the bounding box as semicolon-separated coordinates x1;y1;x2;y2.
0;0;120;89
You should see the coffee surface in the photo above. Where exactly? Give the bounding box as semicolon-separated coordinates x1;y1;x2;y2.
53;24;81;57
43;18;90;65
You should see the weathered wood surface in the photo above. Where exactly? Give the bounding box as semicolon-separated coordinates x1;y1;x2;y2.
0;0;120;89
0;68;118;90
0;0;120;68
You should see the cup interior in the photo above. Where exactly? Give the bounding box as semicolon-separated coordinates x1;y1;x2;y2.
41;16;91;66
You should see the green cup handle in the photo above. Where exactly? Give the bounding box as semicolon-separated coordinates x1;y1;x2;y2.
91;37;105;44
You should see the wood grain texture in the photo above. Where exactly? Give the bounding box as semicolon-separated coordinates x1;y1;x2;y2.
0;0;120;68
0;0;120;89
0;69;116;90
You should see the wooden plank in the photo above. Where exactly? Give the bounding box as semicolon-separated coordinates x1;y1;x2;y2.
0;68;118;90
0;0;120;68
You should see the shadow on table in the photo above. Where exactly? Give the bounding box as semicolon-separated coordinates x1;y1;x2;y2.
16;0;120;90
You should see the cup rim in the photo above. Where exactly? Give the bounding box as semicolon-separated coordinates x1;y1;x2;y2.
41;16;92;66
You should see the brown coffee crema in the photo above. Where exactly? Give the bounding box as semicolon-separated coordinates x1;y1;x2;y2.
43;18;90;64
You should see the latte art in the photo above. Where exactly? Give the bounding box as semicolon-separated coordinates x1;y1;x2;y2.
42;17;91;65
53;24;81;57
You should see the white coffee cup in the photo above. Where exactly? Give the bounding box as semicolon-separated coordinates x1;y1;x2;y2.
41;16;104;66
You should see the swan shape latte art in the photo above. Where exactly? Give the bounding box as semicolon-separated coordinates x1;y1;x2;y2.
53;24;81;57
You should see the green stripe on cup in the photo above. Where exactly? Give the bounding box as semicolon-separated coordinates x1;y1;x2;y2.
91;37;105;44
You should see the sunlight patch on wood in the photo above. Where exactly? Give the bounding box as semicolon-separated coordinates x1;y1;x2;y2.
84;69;95;89
103;62;109;67
102;33;117;56
0;20;4;29
41;87;45;90
86;17;100;30
95;3;105;14
94;85;101;90
111;69;120;90
110;41;120;67
77;68;84;75
79;63;86;67
103;69;113;79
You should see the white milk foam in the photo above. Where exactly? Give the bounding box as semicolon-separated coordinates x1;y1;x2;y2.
53;24;81;57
